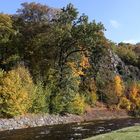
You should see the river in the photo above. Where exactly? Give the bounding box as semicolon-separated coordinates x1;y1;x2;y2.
0;118;140;140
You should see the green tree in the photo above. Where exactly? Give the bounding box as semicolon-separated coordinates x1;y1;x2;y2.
0;14;19;70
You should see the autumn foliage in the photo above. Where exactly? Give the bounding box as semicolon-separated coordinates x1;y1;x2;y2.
0;2;140;117
114;75;124;97
118;82;140;114
0;66;34;117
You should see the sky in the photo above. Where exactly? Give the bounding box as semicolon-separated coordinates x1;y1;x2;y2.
0;0;140;44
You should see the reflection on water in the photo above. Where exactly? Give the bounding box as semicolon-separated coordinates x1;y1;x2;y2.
0;118;140;140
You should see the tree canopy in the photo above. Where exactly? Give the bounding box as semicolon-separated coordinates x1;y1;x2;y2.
0;2;140;117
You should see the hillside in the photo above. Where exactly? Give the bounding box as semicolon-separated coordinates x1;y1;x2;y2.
0;2;140;118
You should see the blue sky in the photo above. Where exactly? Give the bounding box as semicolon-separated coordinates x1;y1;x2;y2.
0;0;140;44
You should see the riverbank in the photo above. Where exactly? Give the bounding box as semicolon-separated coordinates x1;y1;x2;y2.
0;107;130;132
85;126;140;140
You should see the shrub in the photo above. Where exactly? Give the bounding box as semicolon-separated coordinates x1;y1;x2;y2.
49;92;65;114
67;94;86;115
0;66;34;117
128;82;140;116
118;81;140;115
30;82;50;113
129;82;139;102
118;97;131;111
133;100;140;116
84;91;98;107
114;75;125;97
88;92;98;106
88;79;98;106
132;98;140;116
80;78;98;106
133;107;140;116
104;82;119;105
102;75;125;106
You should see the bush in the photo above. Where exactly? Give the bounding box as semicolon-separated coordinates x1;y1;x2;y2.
114;75;124;97
132;98;140;116
118;97;131;111
0;66;34;117
90;92;98;106
102;75;125;106
118;81;140;115
67;94;86;115
30;82;50;113
128;82;140;116
84;91;98;107
80;78;98;106
49;92;65;114
129;82;139;102
104;82;119;105
133;108;140;116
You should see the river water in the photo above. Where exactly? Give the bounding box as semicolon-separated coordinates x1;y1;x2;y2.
0;118;140;140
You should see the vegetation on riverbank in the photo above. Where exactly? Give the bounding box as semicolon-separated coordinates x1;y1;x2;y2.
85;126;140;140
0;2;140;118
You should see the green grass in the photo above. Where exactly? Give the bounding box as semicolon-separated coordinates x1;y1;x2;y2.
85;126;140;140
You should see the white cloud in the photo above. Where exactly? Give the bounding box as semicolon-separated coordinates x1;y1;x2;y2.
110;20;120;28
122;39;137;44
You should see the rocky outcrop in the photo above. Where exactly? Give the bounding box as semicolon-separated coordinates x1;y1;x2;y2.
109;49;140;80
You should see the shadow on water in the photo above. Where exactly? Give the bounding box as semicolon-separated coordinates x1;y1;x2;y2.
0;118;140;140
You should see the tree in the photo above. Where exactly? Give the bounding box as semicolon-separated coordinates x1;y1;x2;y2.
16;2;59;23
13;2;60;82
0;66;34;117
0;13;18;70
114;75;124;97
50;3;105;87
0;14;15;43
117;44;138;66
14;3;105;86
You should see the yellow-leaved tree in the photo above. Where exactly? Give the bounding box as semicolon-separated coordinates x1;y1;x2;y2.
0;66;34;117
129;82;140;110
114;75;125;98
113;75;126;109
104;75;125;107
119;82;140;112
129;82;139;101
67;93;85;115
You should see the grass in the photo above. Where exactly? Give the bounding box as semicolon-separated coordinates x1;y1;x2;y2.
84;126;140;140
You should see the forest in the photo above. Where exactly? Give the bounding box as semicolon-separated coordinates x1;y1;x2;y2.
0;2;140;118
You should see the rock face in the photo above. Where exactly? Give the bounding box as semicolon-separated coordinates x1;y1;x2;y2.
91;48;140;81
109;49;140;80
